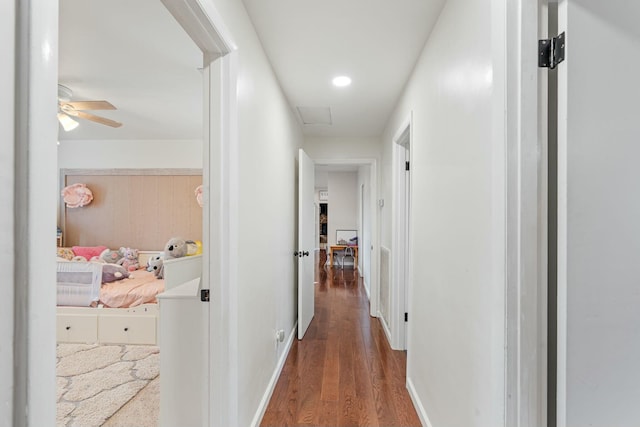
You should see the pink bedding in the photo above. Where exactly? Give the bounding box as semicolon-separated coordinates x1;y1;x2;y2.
99;269;164;308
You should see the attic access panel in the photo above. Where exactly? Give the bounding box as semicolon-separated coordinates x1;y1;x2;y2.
297;106;332;125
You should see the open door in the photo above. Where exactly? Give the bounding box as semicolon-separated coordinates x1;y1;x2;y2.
555;2;640;426
297;148;315;339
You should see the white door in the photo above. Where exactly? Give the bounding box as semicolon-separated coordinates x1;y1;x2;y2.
298;149;315;339
556;2;640;426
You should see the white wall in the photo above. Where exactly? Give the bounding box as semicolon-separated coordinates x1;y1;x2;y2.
206;1;303;425
327;172;358;247
303;135;381;160
315;170;328;188
57;139;203;169
380;0;505;425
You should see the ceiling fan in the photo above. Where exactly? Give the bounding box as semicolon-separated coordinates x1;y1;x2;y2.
57;84;122;131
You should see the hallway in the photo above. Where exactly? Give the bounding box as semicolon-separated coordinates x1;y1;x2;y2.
260;251;421;427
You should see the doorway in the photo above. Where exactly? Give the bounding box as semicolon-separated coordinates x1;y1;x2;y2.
19;0;237;425
313;159;378;315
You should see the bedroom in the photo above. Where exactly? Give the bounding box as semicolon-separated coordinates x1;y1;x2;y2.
56;0;205;425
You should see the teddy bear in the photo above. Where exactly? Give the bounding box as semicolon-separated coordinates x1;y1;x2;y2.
146;252;164;279
117;247;140;272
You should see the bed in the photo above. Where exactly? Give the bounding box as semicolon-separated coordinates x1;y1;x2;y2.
56;252;202;345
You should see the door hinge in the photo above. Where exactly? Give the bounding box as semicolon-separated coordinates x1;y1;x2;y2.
404;312;408;322
200;289;210;302
539;31;565;69
405;161;410;171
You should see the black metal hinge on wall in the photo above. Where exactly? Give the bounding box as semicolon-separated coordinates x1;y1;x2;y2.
539;32;566;69
201;289;210;302
405;161;410;171
404;312;408;322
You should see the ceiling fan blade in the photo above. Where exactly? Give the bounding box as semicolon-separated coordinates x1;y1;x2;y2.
73;110;122;128
63;100;116;110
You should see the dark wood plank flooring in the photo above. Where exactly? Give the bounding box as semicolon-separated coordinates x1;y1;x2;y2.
260;250;421;427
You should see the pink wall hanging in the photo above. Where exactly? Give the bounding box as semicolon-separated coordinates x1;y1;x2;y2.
195;185;203;207
62;183;94;208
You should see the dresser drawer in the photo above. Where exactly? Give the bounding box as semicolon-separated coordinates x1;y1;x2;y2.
57;314;98;343
98;315;157;345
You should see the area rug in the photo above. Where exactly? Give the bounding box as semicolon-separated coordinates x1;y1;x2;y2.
56;343;159;427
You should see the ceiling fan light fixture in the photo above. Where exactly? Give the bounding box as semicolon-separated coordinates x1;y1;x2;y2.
58;112;79;131
57;84;73;102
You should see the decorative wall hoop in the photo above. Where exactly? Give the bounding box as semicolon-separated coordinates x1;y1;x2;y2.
62;183;93;208
195;185;203;207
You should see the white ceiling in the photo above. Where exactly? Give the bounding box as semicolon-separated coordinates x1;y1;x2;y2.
59;0;445;141
241;0;446;137
58;0;203;141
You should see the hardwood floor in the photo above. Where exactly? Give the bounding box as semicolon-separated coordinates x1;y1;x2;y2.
260;251;421;427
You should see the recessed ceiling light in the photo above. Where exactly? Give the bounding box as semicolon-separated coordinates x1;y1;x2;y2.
332;76;352;87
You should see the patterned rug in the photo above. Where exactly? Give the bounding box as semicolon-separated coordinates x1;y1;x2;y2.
56;343;159;427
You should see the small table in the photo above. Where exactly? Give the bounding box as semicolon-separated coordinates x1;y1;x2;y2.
329;245;358;268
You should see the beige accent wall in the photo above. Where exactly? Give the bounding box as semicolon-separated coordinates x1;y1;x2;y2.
61;169;202;250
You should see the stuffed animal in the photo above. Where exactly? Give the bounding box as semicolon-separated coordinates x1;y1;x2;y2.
163;238;192;260
157;238;195;279
117;247;140;272
146;252;164;278
187;240;202;256
99;248;124;265
101;264;130;283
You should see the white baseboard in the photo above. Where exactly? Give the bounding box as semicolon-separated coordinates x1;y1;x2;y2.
379;311;392;346
407;376;433;427
249;321;297;427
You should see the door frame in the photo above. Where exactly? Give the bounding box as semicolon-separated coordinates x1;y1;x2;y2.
390;114;412;351
0;1;16;421
12;1;60;423
19;1;239;425
313;158;379;315
502;0;549;426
